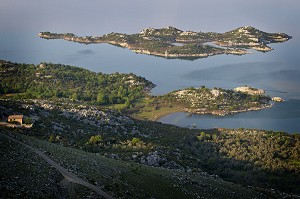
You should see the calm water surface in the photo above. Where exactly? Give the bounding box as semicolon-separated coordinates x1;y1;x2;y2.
1;0;300;133
158;100;300;133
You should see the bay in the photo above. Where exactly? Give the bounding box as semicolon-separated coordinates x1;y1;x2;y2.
1;31;299;133
158;100;300;133
1;0;300;133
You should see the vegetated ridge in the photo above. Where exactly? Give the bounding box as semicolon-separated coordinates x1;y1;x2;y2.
0;60;154;105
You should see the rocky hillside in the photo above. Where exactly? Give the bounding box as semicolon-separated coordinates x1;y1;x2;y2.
1;98;299;197
0;129;282;199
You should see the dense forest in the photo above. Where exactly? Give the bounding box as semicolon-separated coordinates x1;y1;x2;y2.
182;128;300;194
0;60;154;105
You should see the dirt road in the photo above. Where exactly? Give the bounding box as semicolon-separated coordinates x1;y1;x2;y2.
0;132;115;199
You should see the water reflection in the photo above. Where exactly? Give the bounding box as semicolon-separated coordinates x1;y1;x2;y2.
158;100;300;133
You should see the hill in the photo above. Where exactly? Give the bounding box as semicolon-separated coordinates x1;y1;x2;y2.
0;60;154;105
0;98;299;197
0;130;285;198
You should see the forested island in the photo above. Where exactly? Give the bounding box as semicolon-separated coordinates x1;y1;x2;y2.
39;26;291;60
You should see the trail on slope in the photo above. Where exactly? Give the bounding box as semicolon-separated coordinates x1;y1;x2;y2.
0;132;115;199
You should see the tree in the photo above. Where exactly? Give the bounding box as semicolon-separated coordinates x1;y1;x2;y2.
131;137;140;146
71;92;79;100
24;117;32;124
197;132;206;141
97;93;108;104
87;135;103;145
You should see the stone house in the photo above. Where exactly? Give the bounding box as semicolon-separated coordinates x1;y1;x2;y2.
8;115;24;125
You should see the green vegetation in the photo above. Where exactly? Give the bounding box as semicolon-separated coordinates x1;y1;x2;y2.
0;60;154;105
87;135;103;145
1;99;299;196
158;86;271;116
126;97;182;120
1;60;299;197
183;129;300;194
0;132;64;198
1;130;271;198
0;61;272;120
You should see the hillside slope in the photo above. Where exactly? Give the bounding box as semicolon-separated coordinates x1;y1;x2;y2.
1;130;269;199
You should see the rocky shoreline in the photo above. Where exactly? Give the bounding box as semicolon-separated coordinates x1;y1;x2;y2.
184;103;272;116
132;48;249;59
38;33;249;59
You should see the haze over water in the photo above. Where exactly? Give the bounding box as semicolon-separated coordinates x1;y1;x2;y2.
1;0;300;132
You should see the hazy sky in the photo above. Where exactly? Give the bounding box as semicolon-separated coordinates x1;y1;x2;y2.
1;0;299;37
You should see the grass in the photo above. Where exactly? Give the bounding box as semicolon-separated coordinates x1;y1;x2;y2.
0;131;63;198
0;93;26;99
11;132;266;199
133;106;182;121
103;97;183;121
130;98;183;121
103;103;128;111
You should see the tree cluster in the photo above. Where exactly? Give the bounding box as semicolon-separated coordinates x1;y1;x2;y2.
0;60;154;105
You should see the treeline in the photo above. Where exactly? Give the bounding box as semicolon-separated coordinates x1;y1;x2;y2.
0;60;154;105
168;44;220;55
182;129;300;194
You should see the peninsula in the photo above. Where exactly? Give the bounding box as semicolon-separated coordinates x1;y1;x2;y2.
1;61;274;120
131;86;272;120
38;26;291;60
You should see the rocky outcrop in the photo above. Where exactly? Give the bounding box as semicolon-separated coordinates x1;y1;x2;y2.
272;97;284;102
234;86;265;95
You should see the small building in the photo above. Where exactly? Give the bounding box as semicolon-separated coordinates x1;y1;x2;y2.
8;115;24;125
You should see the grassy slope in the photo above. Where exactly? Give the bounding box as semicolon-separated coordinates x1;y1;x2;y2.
0;131;63;198
7;132;265;199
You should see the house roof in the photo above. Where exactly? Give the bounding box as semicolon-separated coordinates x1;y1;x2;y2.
8;115;24;119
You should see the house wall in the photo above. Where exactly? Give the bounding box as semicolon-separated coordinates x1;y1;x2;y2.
8;118;23;125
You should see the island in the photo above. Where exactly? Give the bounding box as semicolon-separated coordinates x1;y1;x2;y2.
38;26;291;60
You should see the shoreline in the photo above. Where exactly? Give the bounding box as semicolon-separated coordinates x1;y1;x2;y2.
139;103;273;122
184;103;273;116
39;33;250;59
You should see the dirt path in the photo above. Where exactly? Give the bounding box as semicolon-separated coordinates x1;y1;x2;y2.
0;133;115;199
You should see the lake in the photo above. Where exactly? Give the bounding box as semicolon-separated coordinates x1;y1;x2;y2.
158;100;300;133
1;0;300;133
